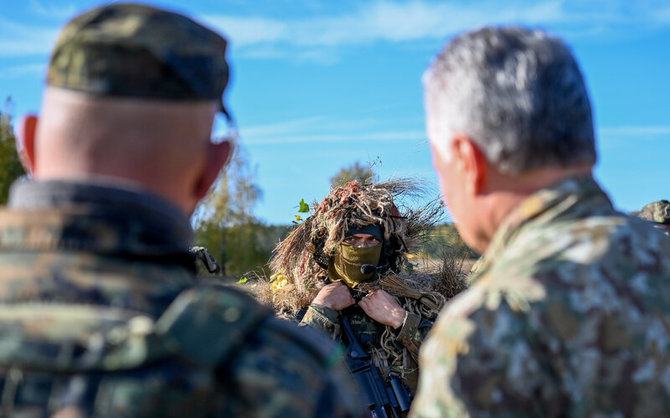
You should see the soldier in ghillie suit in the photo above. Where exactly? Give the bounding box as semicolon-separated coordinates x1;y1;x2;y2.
258;179;466;413
637;200;670;236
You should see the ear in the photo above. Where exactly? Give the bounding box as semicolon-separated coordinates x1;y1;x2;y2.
451;134;488;196
194;140;233;201
18;115;38;175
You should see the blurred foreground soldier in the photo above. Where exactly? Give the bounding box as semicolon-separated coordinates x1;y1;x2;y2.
261;180;466;417
637;200;670;236
0;3;363;417
412;26;670;417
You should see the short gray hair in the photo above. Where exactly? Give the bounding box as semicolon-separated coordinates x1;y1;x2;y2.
424;26;596;175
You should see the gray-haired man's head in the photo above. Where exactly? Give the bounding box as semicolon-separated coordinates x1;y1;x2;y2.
424;26;596;176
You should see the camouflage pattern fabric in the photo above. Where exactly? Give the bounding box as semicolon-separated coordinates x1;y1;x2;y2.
47;3;231;113
0;180;365;417
302;300;432;392
638;200;670;225
411;175;670;417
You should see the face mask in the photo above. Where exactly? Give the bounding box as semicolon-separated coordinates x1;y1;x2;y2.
328;242;382;288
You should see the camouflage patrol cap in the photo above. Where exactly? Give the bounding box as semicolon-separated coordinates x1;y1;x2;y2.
638;200;670;225
47;3;231;117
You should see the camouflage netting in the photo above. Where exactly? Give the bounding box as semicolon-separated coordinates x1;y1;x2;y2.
256;179;467;318
253;179;469;379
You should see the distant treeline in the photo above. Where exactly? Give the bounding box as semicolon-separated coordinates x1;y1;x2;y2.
195;222;477;280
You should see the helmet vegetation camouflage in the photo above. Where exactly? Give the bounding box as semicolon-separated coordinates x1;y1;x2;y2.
638;200;670;225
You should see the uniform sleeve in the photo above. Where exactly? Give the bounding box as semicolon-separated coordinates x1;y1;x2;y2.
300;303;340;337
410;299;560;418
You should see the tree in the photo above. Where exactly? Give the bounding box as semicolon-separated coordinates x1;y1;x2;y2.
0;98;26;204
193;145;277;278
330;161;375;188
421;223;478;260
192;145;261;228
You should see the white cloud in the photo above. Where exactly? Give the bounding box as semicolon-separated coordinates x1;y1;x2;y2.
205;16;288;46
242;128;425;145
240;119;670;146
597;126;670;151
652;6;670;23
0;62;46;78
0;18;59;57
238;114;426;145
5;0;668;61
240;116;326;137
201;0;670;62
203;1;596;49
28;0;77;20
599;126;670;136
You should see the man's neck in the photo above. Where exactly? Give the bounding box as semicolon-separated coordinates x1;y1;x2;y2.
477;165;593;253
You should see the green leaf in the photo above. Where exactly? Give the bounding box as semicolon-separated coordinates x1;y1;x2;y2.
237;276;249;284
298;198;310;213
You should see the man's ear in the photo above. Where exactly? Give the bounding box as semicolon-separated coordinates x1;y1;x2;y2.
451;134;487;195
194;140;233;200
18;115;38;175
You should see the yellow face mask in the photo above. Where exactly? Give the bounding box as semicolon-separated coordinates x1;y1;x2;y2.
328;242;382;288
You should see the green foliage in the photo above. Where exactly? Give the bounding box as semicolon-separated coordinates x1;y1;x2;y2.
196;220;290;278
292;198;311;224
330;161;375;188
0;98;26;204
193;146;261;228
193;146;292;278
420;223;478;260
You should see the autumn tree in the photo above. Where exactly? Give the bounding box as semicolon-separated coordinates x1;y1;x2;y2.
193;145;286;278
330;161;375;188
422;223;478;260
0;98;26;204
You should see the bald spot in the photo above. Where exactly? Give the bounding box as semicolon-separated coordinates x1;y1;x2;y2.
35;87;217;210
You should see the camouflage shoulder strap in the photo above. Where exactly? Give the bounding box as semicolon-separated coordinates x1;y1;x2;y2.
155;282;272;367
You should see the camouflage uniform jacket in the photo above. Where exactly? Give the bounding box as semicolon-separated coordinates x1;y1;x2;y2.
301;291;433;392
411;175;670;418
0;180;364;418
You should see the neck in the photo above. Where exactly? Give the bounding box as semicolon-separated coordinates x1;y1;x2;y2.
475;165;593;253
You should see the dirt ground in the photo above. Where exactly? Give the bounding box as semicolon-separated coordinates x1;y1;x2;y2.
410;256;477;276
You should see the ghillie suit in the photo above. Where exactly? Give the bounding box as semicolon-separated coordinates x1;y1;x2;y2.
257;179;467;398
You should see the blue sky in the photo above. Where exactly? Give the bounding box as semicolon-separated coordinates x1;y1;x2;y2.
1;0;668;225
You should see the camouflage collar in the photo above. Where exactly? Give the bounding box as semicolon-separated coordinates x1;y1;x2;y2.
476;174;612;278
4;180;193;255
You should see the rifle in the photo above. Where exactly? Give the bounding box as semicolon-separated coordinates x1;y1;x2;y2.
340;315;412;418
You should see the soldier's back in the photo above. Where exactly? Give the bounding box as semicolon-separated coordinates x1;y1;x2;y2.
0;182;363;417
0;283;360;417
413;176;670;417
